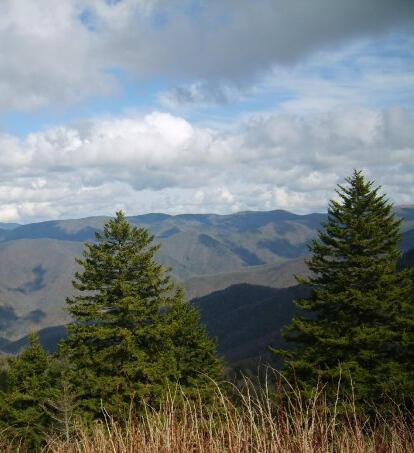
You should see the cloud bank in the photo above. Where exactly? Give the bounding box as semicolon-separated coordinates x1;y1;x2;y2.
0;107;413;222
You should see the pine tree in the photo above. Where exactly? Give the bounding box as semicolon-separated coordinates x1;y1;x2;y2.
0;334;54;450
274;171;414;410
64;211;222;419
43;354;80;444
0;354;13;392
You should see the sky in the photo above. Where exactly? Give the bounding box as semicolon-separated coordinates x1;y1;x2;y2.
0;0;414;223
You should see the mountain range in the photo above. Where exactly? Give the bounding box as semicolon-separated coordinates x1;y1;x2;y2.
1;206;413;364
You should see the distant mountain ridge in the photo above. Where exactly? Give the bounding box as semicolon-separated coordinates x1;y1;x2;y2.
2;205;412;243
0;206;413;342
0;223;21;231
0;209;326;282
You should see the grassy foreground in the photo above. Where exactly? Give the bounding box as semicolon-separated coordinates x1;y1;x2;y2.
1;375;413;453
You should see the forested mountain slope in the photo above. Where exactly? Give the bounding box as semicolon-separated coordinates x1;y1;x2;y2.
0;210;325;279
0;209;324;340
2;241;413;365
0;207;413;343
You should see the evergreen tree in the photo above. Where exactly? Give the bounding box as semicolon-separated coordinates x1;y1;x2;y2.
0;334;53;450
274;171;414;410
64;211;222;419
43;353;80;444
0;354;14;392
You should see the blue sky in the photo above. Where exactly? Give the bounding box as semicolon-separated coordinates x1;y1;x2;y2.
0;0;413;223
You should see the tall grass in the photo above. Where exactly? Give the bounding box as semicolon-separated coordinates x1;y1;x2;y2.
2;372;413;452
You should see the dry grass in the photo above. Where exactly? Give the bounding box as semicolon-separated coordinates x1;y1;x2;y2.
2;373;413;453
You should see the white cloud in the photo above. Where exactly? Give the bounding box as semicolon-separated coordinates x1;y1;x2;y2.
0;1;115;112
219;188;234;204
0;205;20;222
0;0;413;113
0;107;413;222
0;1;411;223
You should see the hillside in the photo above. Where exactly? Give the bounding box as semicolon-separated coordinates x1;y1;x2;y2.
1;284;307;366
0;239;82;339
0;209;323;340
2;245;413;364
0;207;413;342
0;210;326;279
0;223;20;231
185;257;309;299
194;283;310;365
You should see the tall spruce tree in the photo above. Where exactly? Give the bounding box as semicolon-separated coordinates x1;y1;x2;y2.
274;171;414;409
64;211;222;419
0;334;53;450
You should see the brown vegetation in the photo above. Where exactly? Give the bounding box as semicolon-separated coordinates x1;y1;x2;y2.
1;372;412;453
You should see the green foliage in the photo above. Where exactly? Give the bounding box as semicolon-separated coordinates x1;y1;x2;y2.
42;351;80;443
0;354;14;392
274;171;414;411
0;334;54;450
63;211;222;419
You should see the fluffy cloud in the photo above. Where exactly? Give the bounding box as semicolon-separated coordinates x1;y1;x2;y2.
0;1;111;111
0;0;413;112
0;107;413;222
